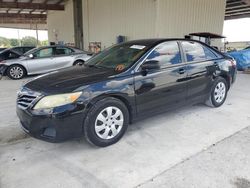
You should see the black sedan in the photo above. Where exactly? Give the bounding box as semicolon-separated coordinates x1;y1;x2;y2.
16;39;237;147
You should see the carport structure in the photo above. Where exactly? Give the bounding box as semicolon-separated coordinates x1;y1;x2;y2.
0;0;65;24
226;0;250;19
1;0;250;50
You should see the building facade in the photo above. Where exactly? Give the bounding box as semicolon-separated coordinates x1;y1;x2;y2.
47;0;226;50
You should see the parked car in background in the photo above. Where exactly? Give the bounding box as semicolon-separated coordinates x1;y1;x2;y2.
0;48;7;52
16;39;237;147
0;46;36;63
0;48;22;62
11;46;35;54
244;46;250;50
0;45;93;79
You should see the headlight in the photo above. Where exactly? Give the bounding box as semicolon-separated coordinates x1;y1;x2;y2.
33;92;82;110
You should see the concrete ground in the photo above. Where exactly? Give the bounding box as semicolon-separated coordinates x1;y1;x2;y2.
0;73;250;188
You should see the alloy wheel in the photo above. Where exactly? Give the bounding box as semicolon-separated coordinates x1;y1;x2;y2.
9;66;24;79
214;82;226;103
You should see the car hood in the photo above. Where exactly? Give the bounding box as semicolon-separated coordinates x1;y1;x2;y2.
24;66;116;95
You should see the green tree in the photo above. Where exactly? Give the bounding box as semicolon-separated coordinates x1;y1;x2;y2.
0;37;10;47
10;38;20;47
21;36;40;46
41;40;49;46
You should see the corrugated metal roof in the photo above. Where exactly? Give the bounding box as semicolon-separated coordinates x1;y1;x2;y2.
225;0;250;20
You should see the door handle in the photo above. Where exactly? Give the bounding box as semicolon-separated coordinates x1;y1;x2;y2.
178;68;186;74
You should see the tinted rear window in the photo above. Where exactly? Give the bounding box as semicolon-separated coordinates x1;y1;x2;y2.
182;41;218;62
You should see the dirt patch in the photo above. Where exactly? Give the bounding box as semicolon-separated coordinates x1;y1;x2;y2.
233;177;250;188
6;133;29;143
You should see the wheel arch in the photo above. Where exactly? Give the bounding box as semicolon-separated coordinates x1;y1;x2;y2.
7;64;27;75
217;74;231;90
86;93;134;124
73;59;85;66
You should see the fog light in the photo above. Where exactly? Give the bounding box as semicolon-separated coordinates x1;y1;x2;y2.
43;127;56;138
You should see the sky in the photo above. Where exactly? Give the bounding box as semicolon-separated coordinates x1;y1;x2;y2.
223;18;250;42
0;28;48;41
0;18;250;42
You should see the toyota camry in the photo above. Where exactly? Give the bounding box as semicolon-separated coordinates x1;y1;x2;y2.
16;39;237;147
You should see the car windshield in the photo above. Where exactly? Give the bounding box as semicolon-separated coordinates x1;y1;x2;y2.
86;43;149;71
23;48;39;56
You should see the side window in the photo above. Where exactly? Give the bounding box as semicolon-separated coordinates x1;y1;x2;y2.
55;47;73;56
9;52;19;59
182;41;217;62
202;46;218;60
146;41;182;68
12;48;22;54
34;48;53;58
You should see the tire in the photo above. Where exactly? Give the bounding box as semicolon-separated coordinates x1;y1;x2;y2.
73;60;84;66
84;97;129;147
205;77;228;107
7;65;26;80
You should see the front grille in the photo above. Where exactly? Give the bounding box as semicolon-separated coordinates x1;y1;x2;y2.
17;88;40;109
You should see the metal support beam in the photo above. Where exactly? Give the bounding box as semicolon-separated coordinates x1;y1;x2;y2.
0;13;46;24
0;2;64;10
225;13;250;19
73;0;84;49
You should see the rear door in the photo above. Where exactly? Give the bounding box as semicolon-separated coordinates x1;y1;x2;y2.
52;46;74;69
180;41;219;103
26;47;55;74
134;41;188;116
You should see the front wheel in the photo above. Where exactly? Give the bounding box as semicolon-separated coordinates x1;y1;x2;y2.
84;97;129;147
73;60;84;66
206;77;228;107
7;65;26;80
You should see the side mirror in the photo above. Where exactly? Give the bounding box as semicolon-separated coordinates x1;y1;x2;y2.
28;54;34;59
141;60;160;71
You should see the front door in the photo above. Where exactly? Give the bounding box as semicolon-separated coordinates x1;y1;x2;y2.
26;47;55;74
134;41;188;116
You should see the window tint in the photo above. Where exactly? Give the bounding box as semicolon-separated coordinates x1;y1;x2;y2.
182;41;217;62
146;41;182;68
203;46;218;59
55;47;73;55
24;47;34;53
34;48;53;58
12;48;23;54
1;51;19;59
8;52;19;59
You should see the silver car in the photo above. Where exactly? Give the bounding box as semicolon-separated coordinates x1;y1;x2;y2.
0;45;92;79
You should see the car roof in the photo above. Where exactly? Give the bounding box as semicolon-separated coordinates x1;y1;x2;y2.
122;38;204;48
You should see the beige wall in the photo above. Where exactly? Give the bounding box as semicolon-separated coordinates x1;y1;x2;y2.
47;0;226;50
82;0;226;50
47;0;74;44
83;0;157;49
155;0;226;37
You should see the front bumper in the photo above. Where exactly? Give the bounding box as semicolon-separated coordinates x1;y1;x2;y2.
0;64;8;76
16;103;87;142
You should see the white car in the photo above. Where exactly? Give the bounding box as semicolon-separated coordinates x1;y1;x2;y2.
0;45;92;79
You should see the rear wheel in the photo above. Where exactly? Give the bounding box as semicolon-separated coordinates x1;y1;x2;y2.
84;97;129;147
7;65;26;80
206;77;228;107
